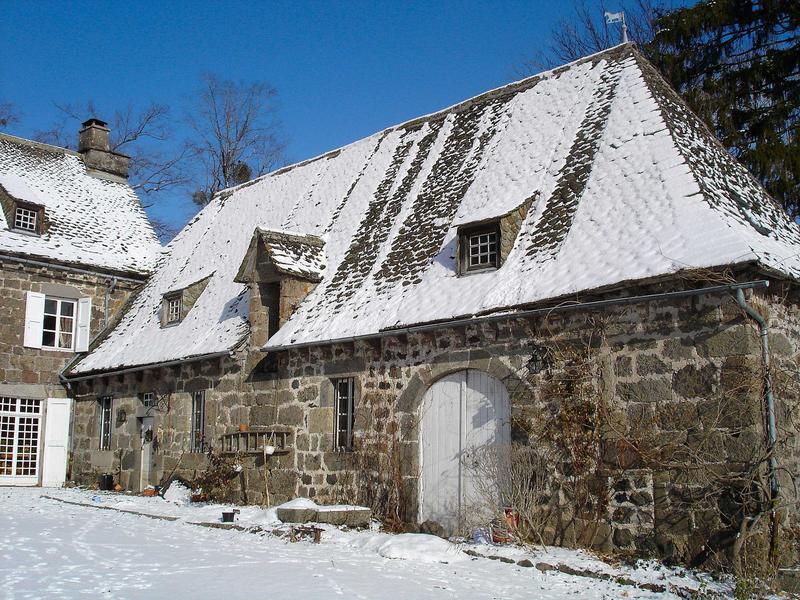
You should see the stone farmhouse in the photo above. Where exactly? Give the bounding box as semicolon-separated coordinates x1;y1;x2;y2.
63;44;800;566
0;120;159;487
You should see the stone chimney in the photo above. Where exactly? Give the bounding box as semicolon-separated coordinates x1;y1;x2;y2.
78;118;130;179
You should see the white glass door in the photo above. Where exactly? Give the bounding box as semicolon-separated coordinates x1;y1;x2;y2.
0;397;42;486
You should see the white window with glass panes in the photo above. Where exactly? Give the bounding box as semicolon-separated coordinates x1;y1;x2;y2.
13;205;38;232
0;397;42;485
23;291;92;352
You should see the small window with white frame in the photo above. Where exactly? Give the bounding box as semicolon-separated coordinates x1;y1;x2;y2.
141;392;156;409
164;293;182;326
333;378;355;451
14;205;38;232
42;297;76;350
99;396;112;450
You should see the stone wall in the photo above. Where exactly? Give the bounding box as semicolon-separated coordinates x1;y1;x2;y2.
0;256;142;398
69;279;800;568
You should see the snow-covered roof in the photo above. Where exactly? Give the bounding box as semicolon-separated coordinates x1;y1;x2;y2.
70;44;800;375
0;134;160;276
234;229;326;283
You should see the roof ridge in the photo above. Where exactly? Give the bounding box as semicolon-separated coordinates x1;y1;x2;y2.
212;43;638;200
634;50;800;260
0;131;80;157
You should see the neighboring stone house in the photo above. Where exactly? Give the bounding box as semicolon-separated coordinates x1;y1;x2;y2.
65;45;800;567
0;119;160;487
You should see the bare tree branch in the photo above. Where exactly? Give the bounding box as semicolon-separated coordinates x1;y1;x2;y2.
0;101;20;128
186;74;286;206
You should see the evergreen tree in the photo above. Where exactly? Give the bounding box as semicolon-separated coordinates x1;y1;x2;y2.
647;1;799;217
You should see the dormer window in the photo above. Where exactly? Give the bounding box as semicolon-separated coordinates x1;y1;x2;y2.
458;222;500;274
14;205;37;231
160;275;212;328
164;293;182;325
12;202;44;234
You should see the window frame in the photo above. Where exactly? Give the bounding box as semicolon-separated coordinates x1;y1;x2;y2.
458;222;501;274
13;204;39;233
164;293;183;326
41;296;77;351
190;390;206;453
141;392;156;409
333;377;355;451
99;396;112;450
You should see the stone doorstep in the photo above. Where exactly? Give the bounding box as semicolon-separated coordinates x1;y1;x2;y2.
276;505;372;527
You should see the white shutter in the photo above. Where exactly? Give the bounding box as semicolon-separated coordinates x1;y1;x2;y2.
23;291;45;349
42;398;72;487
75;297;92;352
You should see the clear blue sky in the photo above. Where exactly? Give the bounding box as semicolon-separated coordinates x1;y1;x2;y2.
1;1;639;233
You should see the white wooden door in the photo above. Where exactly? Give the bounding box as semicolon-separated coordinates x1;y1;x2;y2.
419;370;510;533
0;397;43;486
139;416;154;491
42;398;72;487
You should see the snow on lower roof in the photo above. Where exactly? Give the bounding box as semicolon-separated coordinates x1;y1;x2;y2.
0;134;160;275
71;44;800;375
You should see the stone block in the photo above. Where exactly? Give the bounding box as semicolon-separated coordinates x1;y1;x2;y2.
672;364;716;399
276;507;317;523
637;355;670;376
614;356;632;377
277;403;304;426
317;507;372;527
617;379;672;404
663;338;695;360
698;326;759;357
308;407;334;434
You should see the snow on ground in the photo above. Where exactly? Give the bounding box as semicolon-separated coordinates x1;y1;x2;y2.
1;487;727;599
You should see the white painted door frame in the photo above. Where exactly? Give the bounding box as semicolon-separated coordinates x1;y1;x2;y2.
42;398;72;488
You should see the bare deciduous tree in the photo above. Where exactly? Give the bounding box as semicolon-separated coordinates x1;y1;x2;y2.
0;101;20;128
519;0;663;74
34;101;188;204
186;74;285;206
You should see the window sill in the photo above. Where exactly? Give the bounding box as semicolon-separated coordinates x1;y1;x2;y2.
10;228;42;237
459;266;499;277
40;346;75;354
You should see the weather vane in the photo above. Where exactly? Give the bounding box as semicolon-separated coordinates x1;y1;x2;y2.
605;11;629;44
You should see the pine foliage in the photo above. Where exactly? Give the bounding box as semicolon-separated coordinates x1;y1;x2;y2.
648;1;799;217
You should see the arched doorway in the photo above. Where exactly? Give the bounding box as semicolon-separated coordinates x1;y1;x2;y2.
418;369;510;533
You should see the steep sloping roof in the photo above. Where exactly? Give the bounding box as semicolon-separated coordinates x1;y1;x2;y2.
0;134;160;275
70;44;800;375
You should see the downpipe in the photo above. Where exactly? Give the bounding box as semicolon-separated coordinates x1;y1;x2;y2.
734;287;780;504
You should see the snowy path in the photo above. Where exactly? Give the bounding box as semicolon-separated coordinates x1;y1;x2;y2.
0;488;683;599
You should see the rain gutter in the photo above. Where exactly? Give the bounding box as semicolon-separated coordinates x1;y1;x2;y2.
0;252;145;284
62;350;235;383
264;280;770;352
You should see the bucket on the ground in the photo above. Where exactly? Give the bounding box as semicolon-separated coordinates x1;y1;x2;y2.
221;509;240;523
99;474;114;491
